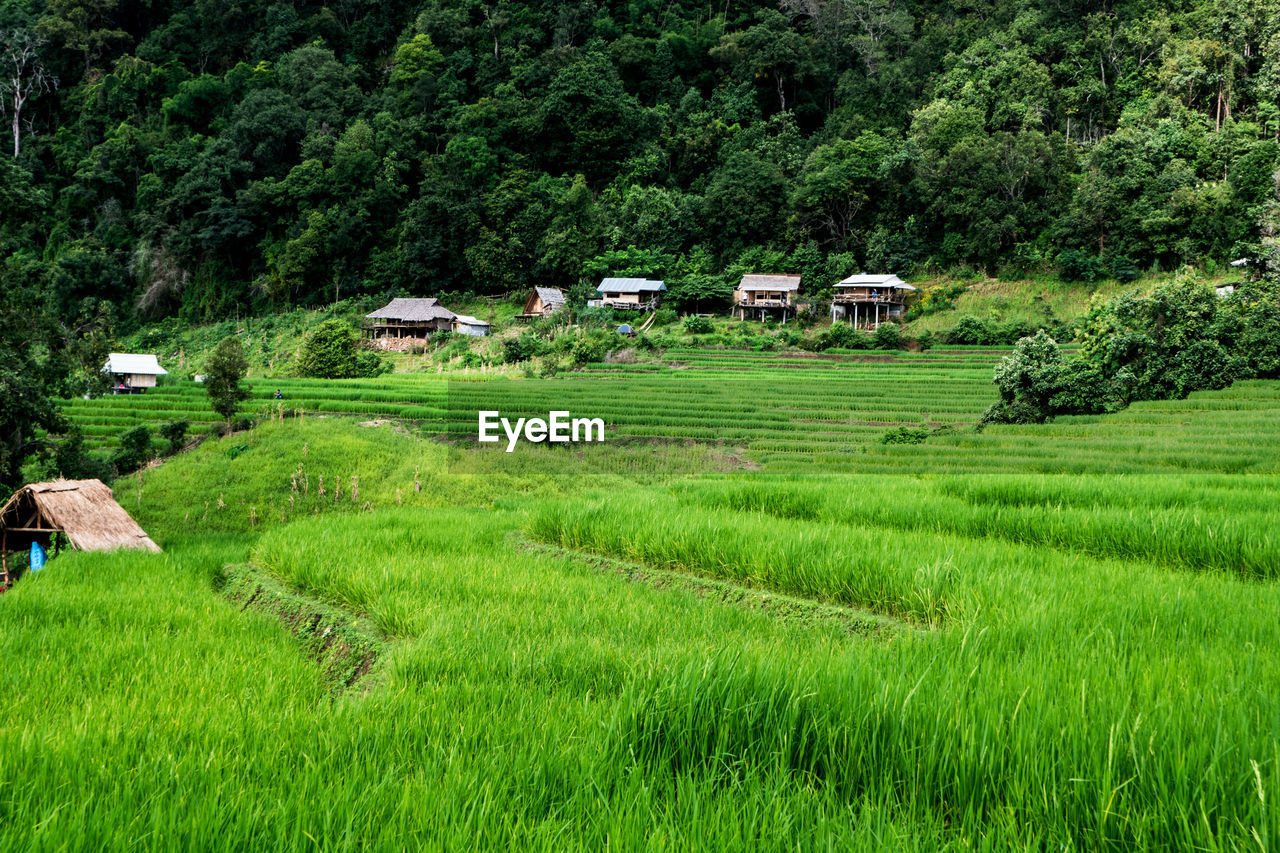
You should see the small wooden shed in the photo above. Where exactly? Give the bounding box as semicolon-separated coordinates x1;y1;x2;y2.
0;479;161;587
518;287;567;320
452;315;491;337
102;353;168;393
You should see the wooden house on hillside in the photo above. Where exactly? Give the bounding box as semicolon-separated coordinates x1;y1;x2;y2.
102;353;167;394
518;287;567;320
734;274;802;322
589;278;666;311
0;479;160;588
831;274;916;329
365;298;456;339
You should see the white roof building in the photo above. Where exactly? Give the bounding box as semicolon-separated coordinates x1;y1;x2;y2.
102;353;168;376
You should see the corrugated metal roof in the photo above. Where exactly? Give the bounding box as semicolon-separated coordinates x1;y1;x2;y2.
366;298;457;322
836;274;916;291
453;315;490;326
102;353;168;375
598;277;666;293
738;274;801;292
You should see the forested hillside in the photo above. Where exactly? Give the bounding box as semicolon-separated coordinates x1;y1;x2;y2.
0;0;1277;336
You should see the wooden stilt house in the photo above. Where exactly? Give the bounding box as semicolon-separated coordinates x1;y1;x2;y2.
364;298;457;340
733;275;802;322
0;479;160;588
830;274;916;329
588;278;666;311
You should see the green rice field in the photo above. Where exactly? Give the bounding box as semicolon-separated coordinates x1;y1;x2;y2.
6;347;1280;849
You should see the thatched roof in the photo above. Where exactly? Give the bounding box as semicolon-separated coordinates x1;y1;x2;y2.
0;479;160;554
738;274;802;292
837;274;916;291
366;298;457;322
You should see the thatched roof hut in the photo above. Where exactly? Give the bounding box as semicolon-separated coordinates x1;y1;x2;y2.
365;298;457;339
0;479;160;584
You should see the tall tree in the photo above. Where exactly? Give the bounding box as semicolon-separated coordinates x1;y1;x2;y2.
0;29;52;157
205;337;250;429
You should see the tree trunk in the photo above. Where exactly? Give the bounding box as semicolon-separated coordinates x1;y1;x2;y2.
11;110;19;157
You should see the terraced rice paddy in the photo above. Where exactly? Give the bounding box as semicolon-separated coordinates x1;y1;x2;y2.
9;346;1280;849
66;345;1280;474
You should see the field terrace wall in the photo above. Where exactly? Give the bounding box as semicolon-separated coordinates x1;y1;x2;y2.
831;274;917;329
0;478;160;587
734;275;802;322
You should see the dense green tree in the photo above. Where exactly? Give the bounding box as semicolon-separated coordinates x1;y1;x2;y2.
0;0;1277;324
204;336;250;428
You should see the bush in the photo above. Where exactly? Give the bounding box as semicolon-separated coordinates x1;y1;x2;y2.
1057;249;1106;282
576;306;615;329
502;335;535;364
297;320;387;378
880;426;931;445
160;420;189;454
49;428;112;482
873;323;903;350
683;315;713;334
110;425;154;474
570;334;607;365
651;308;677;327
1111;255;1139;283
814;323;871;351
944;316;996;345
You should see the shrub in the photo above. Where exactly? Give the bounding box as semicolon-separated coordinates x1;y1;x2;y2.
576;306;615;329
815;323;870;351
944;316;995;345
1057;249;1106;282
683;315;713;334
502;335;535;364
297;320;387;378
160;420;189;454
1111;255;1139;283
49;428;112;482
570;334;607;365
873;323;903;350
880;426;931;445
110;425;153;474
651;308;677;327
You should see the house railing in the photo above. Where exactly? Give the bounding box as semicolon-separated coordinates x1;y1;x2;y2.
597;298;659;310
738;297;791;307
832;292;906;304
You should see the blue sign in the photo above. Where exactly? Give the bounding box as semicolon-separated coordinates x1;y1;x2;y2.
30;541;46;572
